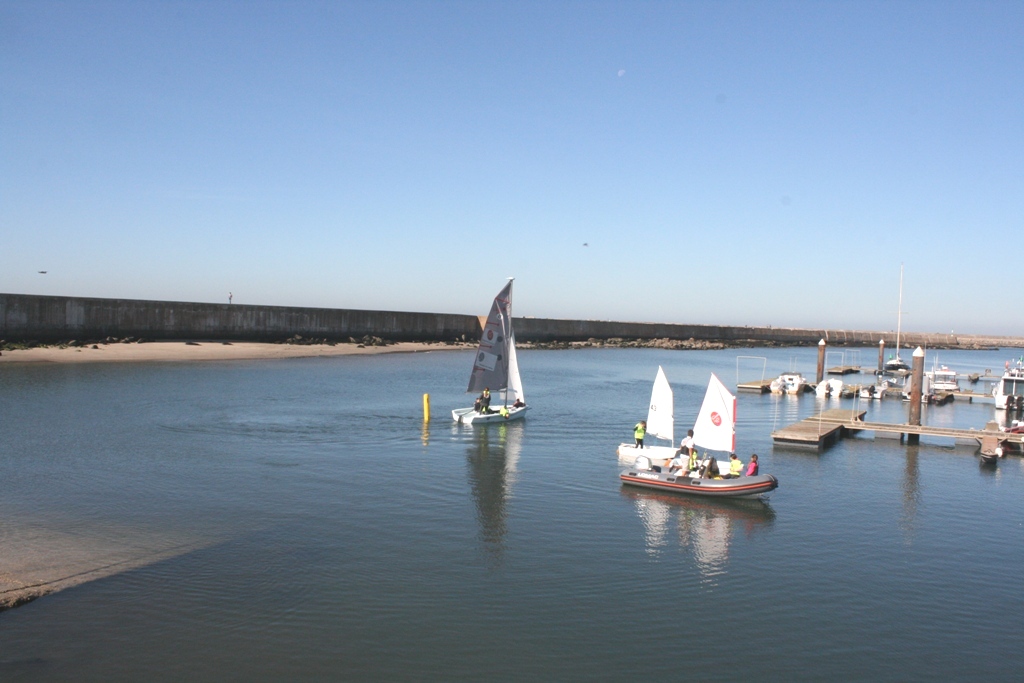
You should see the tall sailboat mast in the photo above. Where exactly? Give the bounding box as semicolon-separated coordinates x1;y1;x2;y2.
895;263;904;361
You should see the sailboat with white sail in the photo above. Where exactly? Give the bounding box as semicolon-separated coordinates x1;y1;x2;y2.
452;279;528;424
617;366;678;463
620;374;779;498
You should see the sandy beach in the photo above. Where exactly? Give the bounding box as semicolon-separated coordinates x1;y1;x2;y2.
0;340;474;365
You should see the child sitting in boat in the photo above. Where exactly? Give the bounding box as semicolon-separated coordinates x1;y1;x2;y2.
723;454;744;478
745;454;759;476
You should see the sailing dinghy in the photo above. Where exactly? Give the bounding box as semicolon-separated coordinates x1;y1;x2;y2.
617;366;679;464
452;279;528;425
620;374;779;498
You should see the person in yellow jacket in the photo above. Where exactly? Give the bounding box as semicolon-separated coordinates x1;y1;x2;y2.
724;453;745;478
633;420;647;448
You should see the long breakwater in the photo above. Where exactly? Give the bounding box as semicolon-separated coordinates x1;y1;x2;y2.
2;293;1022;348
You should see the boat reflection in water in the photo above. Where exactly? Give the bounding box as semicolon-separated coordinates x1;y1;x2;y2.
621;487;775;581
463;421;523;562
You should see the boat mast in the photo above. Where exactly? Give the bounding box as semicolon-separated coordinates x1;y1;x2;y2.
500;277;514;408
895;263;903;361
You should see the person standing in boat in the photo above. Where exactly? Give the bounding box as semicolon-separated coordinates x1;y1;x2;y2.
668;430;696;471
745;454;759;476
476;387;492;413
677;429;695;457
633;420;647;448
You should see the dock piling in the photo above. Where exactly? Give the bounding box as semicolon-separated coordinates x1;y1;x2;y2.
908;347;925;443
816;339;825;384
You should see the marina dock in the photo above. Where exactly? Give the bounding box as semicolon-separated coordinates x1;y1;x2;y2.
770;408;1024;451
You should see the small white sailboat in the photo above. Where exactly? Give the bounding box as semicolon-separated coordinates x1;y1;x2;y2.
617;366;678;463
883;264;910;375
452;280;528;424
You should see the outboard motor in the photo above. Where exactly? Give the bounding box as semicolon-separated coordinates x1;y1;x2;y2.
634;455;653;471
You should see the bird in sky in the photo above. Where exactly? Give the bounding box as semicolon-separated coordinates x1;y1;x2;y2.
582;243;588;247
37;271;47;274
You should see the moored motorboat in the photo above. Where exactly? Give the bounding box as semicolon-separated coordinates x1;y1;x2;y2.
770;372;806;395
993;357;1024;411
815;378;843;398
926;366;960;393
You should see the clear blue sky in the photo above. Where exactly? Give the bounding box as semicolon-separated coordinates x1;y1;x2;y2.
2;1;1021;335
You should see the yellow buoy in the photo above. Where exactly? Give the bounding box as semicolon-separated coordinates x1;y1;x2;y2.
423;393;430;422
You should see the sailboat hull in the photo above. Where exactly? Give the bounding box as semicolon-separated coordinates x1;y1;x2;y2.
616;444;678;463
620;468;779;498
452;405;528;424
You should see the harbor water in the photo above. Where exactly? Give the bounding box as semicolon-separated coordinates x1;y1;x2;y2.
1;347;1022;681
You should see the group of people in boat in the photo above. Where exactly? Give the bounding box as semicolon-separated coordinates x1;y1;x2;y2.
633;423;760;479
473;387;525;418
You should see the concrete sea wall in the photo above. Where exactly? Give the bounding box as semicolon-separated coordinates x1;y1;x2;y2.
2;293;1022;348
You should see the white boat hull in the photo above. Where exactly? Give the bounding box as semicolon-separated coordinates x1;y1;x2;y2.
452;405;528;424
617;443;679;463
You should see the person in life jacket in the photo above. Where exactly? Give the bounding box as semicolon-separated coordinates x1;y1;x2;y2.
724;453;744;478
634;420;647;448
687;448;700;473
499;405;509;419
477;388;491;413
745;454;759;476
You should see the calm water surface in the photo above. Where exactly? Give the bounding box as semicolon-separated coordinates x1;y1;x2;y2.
1;347;1023;682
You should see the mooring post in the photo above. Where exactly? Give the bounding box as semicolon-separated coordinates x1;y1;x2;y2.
878;339;885;374
423;393;431;422
816;339;826;384
907;347;925;443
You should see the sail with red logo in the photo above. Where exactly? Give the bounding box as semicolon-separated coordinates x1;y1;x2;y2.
691;373;736;453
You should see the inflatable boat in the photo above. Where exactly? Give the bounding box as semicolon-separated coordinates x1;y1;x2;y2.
621;455;779;499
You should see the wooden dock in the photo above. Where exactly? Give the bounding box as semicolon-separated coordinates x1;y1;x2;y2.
770;408;1024;451
737;378;773;393
771;409;863;448
827;365;862;375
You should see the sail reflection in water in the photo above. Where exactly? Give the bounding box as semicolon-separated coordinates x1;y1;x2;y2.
462;422;523;561
621;488;775;581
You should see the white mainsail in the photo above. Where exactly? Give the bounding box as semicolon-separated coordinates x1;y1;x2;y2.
506;329;525;405
645;366;674;445
692;373;736;454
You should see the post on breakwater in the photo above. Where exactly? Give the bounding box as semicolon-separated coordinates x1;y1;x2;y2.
816;339;826;384
907;347;925;443
878;339;885;374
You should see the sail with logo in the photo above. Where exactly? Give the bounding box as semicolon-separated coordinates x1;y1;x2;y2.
452;279;528;424
692;373;736;453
